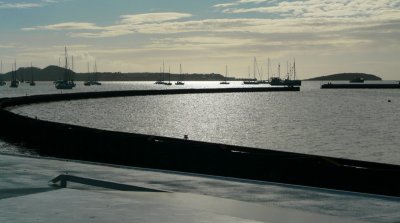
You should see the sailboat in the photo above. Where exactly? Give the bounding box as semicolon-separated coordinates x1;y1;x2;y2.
10;60;19;88
91;61;101;85
84;62;91;86
269;59;301;86
155;61;167;85
164;65;172;85
220;65;230;85
243;57;259;85
0;60;6;86
29;62;36;86
175;64;184;85
85;61;102;86
55;47;76;89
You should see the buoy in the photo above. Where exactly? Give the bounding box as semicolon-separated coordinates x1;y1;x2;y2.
388;99;391;103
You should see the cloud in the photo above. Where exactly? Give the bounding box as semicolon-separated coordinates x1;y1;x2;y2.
0;2;41;9
213;0;267;8
0;0;58;9
220;0;400;20
120;12;192;24
22;22;102;31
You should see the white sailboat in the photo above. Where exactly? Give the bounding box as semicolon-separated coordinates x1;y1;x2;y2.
220;65;230;85
175;64;184;85
243;57;259;85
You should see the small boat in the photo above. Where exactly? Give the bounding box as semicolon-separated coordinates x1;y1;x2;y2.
175;64;185;85
10;60;19;88
55;47;75;89
154;80;166;85
0;60;5;86
243;58;259;85
350;77;364;83
29;62;36;86
55;80;75;89
155;61;170;85
220;65;230;85
84;61;102;86
269;60;301;86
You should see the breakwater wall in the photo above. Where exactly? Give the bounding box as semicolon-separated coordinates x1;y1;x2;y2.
321;83;400;89
1;87;400;197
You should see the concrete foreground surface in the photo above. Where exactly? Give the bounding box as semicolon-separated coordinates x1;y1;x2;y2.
1;154;399;223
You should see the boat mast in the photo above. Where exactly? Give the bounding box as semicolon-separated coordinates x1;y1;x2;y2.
31;62;33;83
253;57;256;80
14;59;17;82
162;60;165;81
94;60;97;81
293;59;296;80
286;61;289;80
267;57;270;81
168;65;171;84
64;47;68;81
225;64;228;81
180;63;182;81
278;63;281;79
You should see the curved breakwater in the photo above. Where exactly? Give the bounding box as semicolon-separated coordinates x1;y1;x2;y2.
1;87;400;197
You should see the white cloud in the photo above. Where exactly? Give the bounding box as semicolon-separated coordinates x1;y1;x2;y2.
0;2;41;9
120;12;192;24
214;0;267;8
22;22;102;31
221;0;400;20
0;0;59;9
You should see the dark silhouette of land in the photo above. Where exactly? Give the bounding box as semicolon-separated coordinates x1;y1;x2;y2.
0;66;383;82
307;73;381;81
0;65;231;82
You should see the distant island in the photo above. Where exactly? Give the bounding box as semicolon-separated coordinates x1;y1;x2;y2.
307;73;381;81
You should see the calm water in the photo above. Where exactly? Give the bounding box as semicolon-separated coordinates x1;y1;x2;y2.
4;81;400;165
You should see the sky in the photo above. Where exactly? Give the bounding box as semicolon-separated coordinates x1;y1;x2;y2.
0;0;399;79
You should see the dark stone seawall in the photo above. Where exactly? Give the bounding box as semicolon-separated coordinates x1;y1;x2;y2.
1;87;400;197
321;83;400;89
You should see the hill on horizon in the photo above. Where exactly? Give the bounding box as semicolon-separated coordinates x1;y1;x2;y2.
307;73;381;81
0;65;227;81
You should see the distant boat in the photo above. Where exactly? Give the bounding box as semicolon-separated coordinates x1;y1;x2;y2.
243;57;259;85
55;47;75;89
350;77;364;83
175;64;184;85
84;61;102;86
10;60;19;88
220;65;230;85
29;63;36;86
0;60;5;86
269;60;301;86
155;61;168;85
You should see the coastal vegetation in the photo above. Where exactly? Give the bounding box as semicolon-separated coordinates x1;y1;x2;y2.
306;73;381;81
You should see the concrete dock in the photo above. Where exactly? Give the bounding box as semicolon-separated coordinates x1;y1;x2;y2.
1;153;400;223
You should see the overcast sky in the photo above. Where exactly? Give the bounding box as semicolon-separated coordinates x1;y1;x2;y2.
0;0;399;79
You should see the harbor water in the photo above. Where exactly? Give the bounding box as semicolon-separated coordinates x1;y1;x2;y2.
2;81;400;165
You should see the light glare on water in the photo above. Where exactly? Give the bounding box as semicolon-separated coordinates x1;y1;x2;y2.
7;81;400;165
